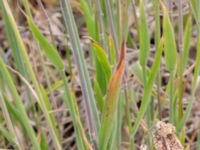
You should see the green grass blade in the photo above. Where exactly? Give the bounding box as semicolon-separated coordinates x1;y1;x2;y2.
0;1;27;78
131;39;163;136
105;0;119;59
110;94;124;149
0;92;21;149
93;79;104;112
60;70;87;150
92;41;111;95
0;1;62;149
183;16;192;68
108;34;116;65
190;0;200;28
139;0;150;67
0;56;40;149
99;42;125;150
27;11;87;150
161;2;177;123
0;124;16;146
162;3;177;72
79;0;96;39
177;36;200;133
40;131;48;150
78;1;111;96
60;0;100;143
27;17;65;70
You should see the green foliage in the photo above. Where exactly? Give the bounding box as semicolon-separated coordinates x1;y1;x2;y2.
139;0;150;67
162;4;177;72
131;39;163;136
27;17;65;70
0;0;200;149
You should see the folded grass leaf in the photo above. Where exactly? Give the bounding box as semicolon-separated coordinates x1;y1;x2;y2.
161;2;177;72
99;41;126;150
161;1;177;124
91;40;111;95
27;17;65;71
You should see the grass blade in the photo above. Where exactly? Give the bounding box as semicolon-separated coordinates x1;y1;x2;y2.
0;56;40;149
161;1;177;123
60;0;100;144
0;91;21;149
27;14;87;150
161;2;177;72
131;39;163;136
93;79;104;112
91;40;111;95
27;17;65;70
183;16;192;68
177;36;200;133
99;41;125;150
105;0;119;59
0;1;62;149
139;0;150;68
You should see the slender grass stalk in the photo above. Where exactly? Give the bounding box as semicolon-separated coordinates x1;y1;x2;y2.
183;16;192;68
61;0;100;145
0;124;16;145
161;1;177;124
1;1;62;148
94;0;105;48
131;0;139;35
116;0;121;44
105;0;119;59
108;34;116;65
61;70;87;149
169;72;175;123
0;92;21;149
28;16;89;149
177;0;200;134
177;36;200;134
36;0;56;46
177;0;184;125
131;38;163;136
139;0;150;68
23;0;59;108
154;0;161;119
0;56;41;149
93;79;104;112
138;0;152;146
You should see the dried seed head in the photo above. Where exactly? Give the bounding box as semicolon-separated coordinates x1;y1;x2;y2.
153;121;183;150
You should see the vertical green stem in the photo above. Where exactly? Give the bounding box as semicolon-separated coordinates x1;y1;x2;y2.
0;56;41;150
177;0;184;122
142;66;152;149
169;71;175;124
0;92;21;150
105;0;119;59
60;70;87;149
154;0;161;119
